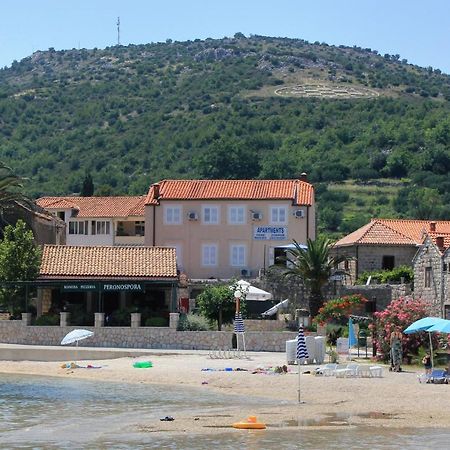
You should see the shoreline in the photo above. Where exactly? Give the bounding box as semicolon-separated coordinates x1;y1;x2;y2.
1;349;449;433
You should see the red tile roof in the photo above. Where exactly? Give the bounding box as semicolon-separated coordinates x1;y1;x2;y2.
36;196;146;218
335;219;450;247
428;232;450;250
39;245;177;280
145;179;314;206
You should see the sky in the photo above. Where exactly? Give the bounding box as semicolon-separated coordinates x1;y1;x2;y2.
1;0;449;73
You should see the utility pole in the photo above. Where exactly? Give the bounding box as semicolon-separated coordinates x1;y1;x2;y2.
117;17;120;46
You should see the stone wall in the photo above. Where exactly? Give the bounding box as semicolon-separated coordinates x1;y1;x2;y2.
413;236;443;315
0;320;297;352
336;283;412;312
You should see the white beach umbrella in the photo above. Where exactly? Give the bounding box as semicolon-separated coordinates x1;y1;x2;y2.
61;329;94;346
236;280;272;301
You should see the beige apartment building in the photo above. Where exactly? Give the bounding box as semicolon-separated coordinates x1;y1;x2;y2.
144;177;315;280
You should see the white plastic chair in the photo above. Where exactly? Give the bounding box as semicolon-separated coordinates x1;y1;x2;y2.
369;366;383;377
335;363;360;378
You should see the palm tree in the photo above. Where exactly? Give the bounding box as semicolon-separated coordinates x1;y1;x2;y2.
280;237;348;317
0;162;31;231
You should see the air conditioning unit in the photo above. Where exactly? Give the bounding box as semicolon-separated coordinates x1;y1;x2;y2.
187;211;198;221
252;212;262;221
241;269;251;278
294;209;305;218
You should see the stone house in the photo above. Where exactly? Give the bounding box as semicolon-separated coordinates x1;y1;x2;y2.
333;219;450;283
413;232;450;318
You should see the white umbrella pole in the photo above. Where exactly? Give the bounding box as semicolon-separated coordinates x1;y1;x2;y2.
298;360;301;403
429;332;434;368
242;333;246;358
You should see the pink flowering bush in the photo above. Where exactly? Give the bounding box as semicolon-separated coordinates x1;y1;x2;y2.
370;296;434;362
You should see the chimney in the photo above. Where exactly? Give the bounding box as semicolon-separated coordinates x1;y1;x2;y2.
300;172;307;182
152;183;160;200
436;236;444;250
430;221;436;232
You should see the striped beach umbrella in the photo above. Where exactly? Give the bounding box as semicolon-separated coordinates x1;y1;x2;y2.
233;311;246;356
296;325;309;404
234;312;245;333
296;325;309;361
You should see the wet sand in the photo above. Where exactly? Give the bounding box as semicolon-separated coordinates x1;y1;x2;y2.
0;350;449;434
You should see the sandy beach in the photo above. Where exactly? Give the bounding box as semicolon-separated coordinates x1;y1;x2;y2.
0;349;449;435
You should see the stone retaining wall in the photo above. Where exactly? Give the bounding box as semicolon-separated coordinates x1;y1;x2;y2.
0;320;297;352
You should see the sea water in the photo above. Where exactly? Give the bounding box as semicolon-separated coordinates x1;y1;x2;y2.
0;374;449;449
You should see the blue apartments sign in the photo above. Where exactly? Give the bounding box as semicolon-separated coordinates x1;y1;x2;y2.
253;226;288;240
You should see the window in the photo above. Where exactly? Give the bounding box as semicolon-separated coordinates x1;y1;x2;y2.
230;244;246;267
228;206;245;224
425;267;432;288
68;221;88;235
270;206;287;224
202;244;218;266
91;220;110;235
202;206;219;224
57;211;65;221
135;221;145;236
382;255;395;271
165;206;182;224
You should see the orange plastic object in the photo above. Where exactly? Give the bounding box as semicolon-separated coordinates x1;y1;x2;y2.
232;416;266;429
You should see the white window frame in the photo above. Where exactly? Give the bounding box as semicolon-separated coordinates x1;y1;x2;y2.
68;221;88;235
270;205;287;225
202;243;218;266
228;205;246;225
164;205;182;225
91;220;110;235
202;205;220;224
230;244;246;267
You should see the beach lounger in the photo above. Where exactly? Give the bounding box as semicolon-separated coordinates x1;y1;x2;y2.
427;369;448;384
335;364;360;378
315;363;337;376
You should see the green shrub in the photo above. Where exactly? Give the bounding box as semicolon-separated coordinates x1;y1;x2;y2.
356;265;414;285
177;313;210;331
145;317;168;327
35;314;60;326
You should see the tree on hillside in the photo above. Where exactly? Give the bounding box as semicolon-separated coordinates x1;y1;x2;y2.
0;162;33;234
279;237;348;317
0;220;41;316
81;172;94;197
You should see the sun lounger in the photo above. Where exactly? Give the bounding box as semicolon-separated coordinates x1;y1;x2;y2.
427;369;448;384
315;363;337;376
335;364;360;378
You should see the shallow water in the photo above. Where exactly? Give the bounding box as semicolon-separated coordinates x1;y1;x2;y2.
0;374;449;449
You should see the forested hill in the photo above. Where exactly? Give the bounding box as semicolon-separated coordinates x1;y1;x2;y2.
0;34;449;234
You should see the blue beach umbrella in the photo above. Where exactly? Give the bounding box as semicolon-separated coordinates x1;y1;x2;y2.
403;317;447;369
296;325;309;404
348;317;357;348
427;319;450;334
403;317;446;334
